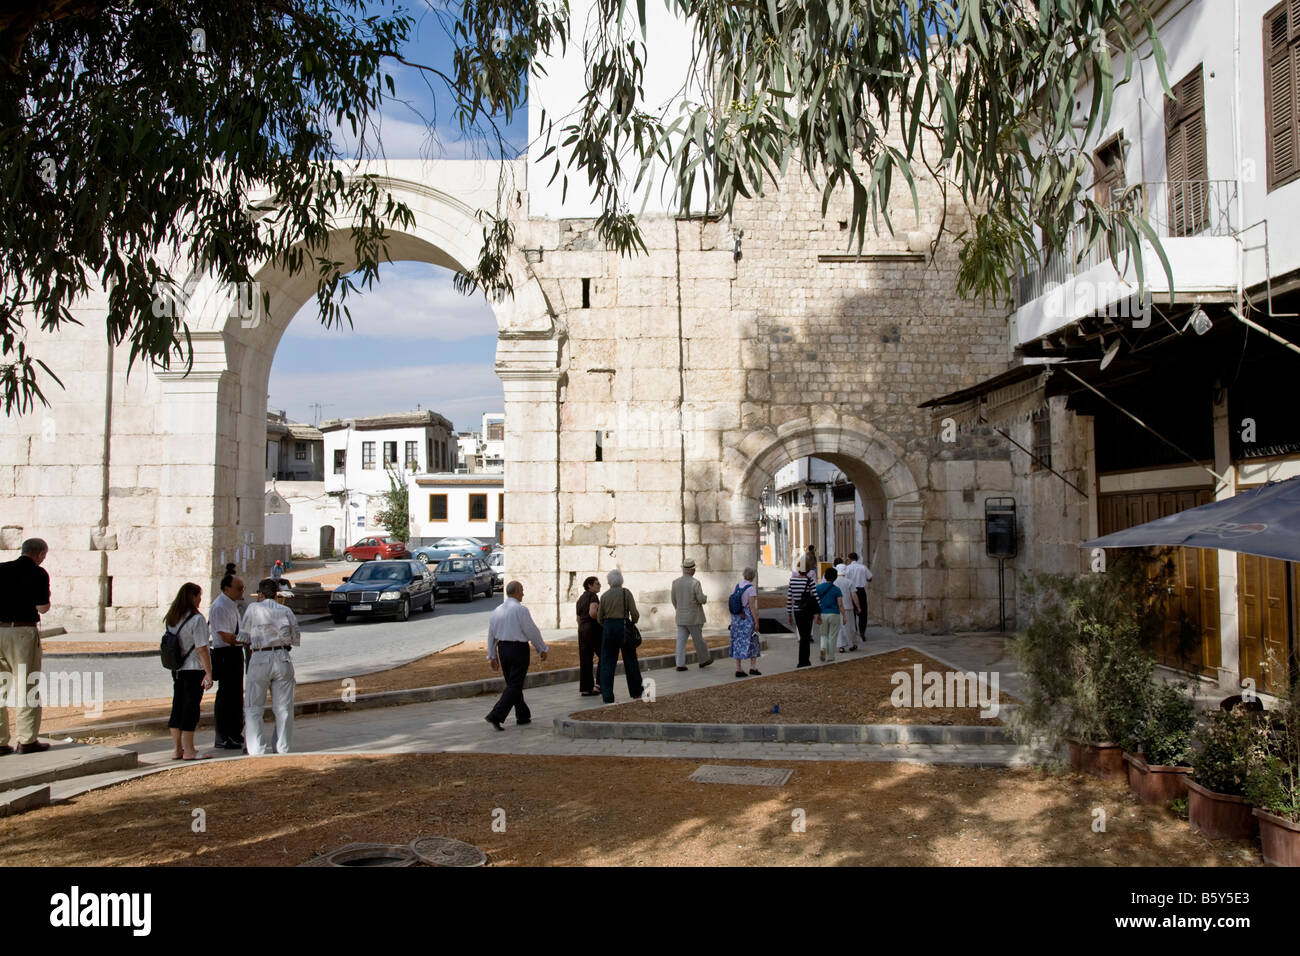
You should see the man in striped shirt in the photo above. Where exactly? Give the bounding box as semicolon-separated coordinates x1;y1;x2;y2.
785;555;817;668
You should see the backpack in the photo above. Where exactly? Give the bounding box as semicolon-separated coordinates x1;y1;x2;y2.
160;613;195;671
728;583;750;615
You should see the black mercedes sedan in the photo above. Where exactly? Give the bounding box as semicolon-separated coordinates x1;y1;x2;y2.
329;559;435;623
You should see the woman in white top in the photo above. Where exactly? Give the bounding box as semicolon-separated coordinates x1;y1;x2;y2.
164;582;214;759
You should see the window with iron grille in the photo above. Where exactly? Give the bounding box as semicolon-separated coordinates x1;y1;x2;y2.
1265;2;1300;190
487;422;504;441
295;441;306;460
361;442;375;470
429;494;447;521
469;494;488;521
1031;408;1052;471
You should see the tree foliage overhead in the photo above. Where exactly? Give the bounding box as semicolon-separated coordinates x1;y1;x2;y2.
1;0;1167;414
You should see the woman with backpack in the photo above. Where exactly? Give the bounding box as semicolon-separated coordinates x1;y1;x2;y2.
728;567;760;678
815;566;848;664
164;582;214;760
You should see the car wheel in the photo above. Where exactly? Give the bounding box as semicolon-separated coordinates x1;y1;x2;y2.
331;613;347;624
398;598;410;622
344;552;356;563
417;553;430;564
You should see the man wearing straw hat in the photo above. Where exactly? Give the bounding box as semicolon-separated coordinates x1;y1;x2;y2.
670;557;713;672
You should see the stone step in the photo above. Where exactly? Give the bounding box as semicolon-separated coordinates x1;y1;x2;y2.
0;783;51;817
0;744;138;793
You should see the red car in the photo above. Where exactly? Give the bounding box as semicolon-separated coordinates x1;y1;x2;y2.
343;536;410;562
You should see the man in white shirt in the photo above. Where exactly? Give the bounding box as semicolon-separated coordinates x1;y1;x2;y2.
209;573;245;751
239;578;301;754
844;552;873;642
485;580;548;731
834;557;858;652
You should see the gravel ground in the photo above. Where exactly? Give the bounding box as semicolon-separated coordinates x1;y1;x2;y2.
573;649;1015;725
0;753;1260;867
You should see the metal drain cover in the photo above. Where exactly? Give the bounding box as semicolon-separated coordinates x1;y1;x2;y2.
409;835;487;867
689;765;793;787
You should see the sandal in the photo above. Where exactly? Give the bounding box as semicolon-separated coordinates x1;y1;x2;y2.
181;753;212;760
734;670;748;678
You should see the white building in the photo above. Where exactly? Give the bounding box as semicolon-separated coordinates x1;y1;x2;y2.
480;412;505;472
763;458;868;570
407;473;505;545
319;411;455;541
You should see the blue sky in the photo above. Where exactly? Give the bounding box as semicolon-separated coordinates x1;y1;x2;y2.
269;4;527;433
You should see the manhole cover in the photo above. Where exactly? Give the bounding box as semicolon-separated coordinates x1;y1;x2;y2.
409;835;487;867
689;765;793;787
300;842;418;867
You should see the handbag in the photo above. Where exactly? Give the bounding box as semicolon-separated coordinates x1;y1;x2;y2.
622;590;642;649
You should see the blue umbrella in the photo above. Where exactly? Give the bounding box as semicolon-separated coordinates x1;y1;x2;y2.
1083;475;1300;562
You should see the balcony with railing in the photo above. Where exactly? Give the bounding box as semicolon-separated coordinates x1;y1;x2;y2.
1011;180;1240;347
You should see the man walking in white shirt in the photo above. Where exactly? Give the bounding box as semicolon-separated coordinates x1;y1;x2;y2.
485;581;549;730
844;552;873;642
239;578;301;754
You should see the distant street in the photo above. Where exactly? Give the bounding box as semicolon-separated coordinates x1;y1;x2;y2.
53;591;501;704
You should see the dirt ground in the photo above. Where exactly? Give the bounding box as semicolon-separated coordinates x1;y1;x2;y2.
574;649;1014;725
39;637;730;733
44;642;156;655
0;752;1259;866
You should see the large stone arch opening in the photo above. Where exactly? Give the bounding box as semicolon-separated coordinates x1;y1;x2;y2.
150;161;564;611
727;414;925;631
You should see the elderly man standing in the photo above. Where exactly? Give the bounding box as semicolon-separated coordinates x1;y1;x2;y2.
670;558;713;672
239;578;301;754
485;581;548;731
0;538;52;755
209;573;246;751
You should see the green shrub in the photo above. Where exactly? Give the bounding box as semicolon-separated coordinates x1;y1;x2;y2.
1245;680;1300;822
1134;682;1197;766
1192;708;1258;796
1010;572;1154;750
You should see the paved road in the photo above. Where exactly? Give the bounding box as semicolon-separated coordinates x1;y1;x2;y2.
52;591;503;703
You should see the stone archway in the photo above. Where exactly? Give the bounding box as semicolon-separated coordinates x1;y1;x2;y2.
150;159;565;608
725;412;925;631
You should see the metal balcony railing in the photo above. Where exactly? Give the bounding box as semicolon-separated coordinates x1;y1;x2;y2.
1015;179;1238;307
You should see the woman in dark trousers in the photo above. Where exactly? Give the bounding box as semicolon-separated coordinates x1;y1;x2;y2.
576;576;603;696
786;553;817;667
596;569;643;704
164;582;213;759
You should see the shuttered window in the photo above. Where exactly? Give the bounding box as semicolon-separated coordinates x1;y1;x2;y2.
1265;1;1300;190
1164;64;1208;236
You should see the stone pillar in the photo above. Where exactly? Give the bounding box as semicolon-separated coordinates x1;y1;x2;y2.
886;496;925;631
498;334;564;627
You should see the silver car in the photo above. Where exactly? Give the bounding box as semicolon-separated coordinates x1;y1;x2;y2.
487;550;505;591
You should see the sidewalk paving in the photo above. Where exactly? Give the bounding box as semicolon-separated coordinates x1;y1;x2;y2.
30;627;1041;803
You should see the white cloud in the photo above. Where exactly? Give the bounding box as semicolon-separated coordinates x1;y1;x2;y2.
268;362;503;433
284;267;497;342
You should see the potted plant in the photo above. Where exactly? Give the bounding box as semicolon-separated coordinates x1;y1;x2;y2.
1246;681;1300;866
1124;682;1196;805
1188;706;1260;841
1011;572;1153;780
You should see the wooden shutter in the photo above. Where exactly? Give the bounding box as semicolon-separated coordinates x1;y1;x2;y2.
1164;65;1207;235
1238;553;1292;694
1266;2;1300;189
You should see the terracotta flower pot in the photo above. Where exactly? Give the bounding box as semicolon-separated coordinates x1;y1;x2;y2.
1067;740;1128;781
1187;779;1258;841
1253;808;1300;867
1123;752;1192;805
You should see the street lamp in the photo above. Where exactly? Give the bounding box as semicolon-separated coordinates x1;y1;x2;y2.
802;488;814;510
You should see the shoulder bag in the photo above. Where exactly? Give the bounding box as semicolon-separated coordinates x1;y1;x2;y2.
622;589;642;649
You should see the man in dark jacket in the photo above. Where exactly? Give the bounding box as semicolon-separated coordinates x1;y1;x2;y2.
0;538;52;754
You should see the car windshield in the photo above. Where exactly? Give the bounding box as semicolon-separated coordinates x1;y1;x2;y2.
350;563;411;583
437;559;473;573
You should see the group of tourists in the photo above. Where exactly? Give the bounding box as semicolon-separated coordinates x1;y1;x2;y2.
787;545;873;666
162;564;301;758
